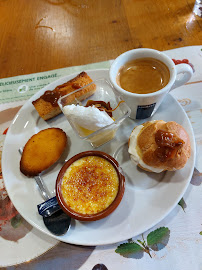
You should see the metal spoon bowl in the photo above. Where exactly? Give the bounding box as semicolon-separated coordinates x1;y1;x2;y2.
43;209;71;236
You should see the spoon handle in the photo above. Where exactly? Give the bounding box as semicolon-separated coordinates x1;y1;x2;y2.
37;196;61;217
34;175;51;201
18;148;51;201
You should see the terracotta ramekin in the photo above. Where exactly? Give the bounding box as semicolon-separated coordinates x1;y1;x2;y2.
56;150;125;221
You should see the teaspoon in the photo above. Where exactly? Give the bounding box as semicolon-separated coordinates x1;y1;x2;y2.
18;147;71;236
18;147;51;200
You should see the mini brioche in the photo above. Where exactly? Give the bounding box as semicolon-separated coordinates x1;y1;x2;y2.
32;72;96;120
128;120;191;172
20;128;67;177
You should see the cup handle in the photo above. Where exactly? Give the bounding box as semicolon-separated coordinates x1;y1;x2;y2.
170;64;193;91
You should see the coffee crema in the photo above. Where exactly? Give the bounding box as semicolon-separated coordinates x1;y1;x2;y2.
117;58;170;94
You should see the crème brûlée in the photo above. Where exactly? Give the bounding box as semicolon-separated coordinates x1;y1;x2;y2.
61;156;119;215
128;120;191;173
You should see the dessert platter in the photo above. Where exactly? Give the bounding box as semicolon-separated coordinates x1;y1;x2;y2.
2;69;195;246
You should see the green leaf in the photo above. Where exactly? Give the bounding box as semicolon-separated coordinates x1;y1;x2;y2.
115;242;143;257
200;231;202;235
137;239;143;245
11;214;23;228
178;197;187;212
147;227;170;247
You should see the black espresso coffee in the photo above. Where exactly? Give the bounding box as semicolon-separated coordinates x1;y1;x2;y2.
117;58;170;94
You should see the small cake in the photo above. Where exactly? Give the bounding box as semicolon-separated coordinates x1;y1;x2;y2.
128;120;191;173
32;72;96;120
20;128;67;177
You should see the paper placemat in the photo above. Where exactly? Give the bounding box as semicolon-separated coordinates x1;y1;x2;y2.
0;61;111;104
1;46;202;269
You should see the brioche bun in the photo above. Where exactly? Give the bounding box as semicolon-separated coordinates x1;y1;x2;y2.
128;120;191;172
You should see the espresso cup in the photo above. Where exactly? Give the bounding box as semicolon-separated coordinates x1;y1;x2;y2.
109;48;193;119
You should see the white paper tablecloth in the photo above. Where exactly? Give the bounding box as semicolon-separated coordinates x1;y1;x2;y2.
1;46;201;270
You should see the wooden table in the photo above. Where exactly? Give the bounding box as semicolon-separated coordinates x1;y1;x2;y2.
0;0;201;79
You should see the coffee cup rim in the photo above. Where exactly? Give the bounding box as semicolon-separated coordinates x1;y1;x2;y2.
109;48;176;97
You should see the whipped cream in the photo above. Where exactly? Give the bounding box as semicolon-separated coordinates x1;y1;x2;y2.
63;104;114;132
128;121;163;173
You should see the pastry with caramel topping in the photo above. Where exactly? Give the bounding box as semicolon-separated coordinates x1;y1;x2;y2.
128;120;191;172
20;128;67;177
32;72;96;120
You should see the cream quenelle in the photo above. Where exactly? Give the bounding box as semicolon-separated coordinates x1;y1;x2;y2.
62;104;114;134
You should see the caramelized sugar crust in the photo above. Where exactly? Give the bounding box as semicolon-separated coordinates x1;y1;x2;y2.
61;156;119;215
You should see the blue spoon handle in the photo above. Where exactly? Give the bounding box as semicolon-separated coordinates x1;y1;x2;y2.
37;196;61;217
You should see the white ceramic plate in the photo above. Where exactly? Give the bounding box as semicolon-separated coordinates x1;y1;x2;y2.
2;69;196;246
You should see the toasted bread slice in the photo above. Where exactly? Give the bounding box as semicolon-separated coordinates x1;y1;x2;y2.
32;72;96;120
20;128;67;177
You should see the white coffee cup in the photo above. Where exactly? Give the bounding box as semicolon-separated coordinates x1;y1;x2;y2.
109;48;193;119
